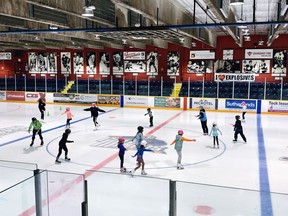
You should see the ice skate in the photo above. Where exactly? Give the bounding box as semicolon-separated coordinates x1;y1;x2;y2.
55;160;61;164
233;139;237;142
65;157;71;161
30;142;34;147
177;164;184;170
40;140;44;146
93;126;98;131
131;170;135;177
141;170;147;175
120;167;127;173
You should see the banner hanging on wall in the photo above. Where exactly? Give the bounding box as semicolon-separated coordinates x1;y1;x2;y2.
187;60;213;73
0;52;12;60
47;52;57;73
214;60;241;73
189;50;215;60
112;52;124;75
244;49;273;59
146;52;158;76
28;52;38;73
73;52;84;74
272;50;287;76
214;73;255;82
223;49;233;60
242;60;270;73
86;52;96;74
123;51;146;73
99;52;110;75
167;52;179;76
60;52;71;74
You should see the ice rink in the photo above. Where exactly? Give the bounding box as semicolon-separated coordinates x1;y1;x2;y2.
0;101;288;215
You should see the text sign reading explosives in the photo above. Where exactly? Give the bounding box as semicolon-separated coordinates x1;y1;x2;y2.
215;73;255;82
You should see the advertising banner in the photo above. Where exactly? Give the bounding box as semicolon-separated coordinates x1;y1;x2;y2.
25;92;46;102
123;52;145;60
154;97;180;108
225;99;257;110
124;96;148;106
97;95;120;105
0;91;6;100
0;52;12;60
190;98;216;110
214;73;255;82
53;93;97;104
189;50;215;59
245;49;273;59
268;101;288;113
6;91;25;101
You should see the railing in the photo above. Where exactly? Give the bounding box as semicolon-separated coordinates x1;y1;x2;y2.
0;76;287;100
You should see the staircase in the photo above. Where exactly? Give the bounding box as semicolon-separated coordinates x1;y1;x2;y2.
170;83;182;97
61;81;75;94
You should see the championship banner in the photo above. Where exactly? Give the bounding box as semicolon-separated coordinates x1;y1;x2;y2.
112;52;123;75
0;52;12;60
190;50;215;60
268;101;288;113
245;49;273;59
214;73;255;82
86;52;96;74
123;51;145;60
73;52;84;74
97;95;120;106
99;52;110;75
61;52;71;74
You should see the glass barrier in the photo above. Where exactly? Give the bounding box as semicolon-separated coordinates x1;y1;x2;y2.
86;171;170;216
176;181;288;216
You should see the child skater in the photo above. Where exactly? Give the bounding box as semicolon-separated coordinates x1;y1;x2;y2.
37;98;46;120
132;126;144;150
131;144;154;176
233;115;247;143
62;107;74;128
144;108;153;127
83;102;106;130
196;106;209;135
55;128;74;164
117;137;127;173
209;122;222;148
28;117;44;147
241;101;247;122
170;130;196;170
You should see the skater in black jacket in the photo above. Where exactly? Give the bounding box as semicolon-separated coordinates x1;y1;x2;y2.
233;115;247;143
84;102;106;130
55;129;74;164
38;98;46;120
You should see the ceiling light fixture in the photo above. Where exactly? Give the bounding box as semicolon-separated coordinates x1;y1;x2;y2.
230;0;244;6
122;39;127;44
82;7;94;17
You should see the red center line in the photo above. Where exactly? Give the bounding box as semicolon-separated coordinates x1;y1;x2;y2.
19;110;185;216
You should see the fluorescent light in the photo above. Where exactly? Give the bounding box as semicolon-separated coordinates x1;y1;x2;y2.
230;0;244;6
82;7;94;17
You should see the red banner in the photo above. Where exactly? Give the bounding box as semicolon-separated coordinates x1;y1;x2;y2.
6;91;25;101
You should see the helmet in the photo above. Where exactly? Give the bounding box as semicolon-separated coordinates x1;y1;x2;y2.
141;140;147;146
66;107;70;111
32;117;36;121
137;126;144;132
118;137;125;143
178;130;184;135
65;128;71;134
235;115;240;120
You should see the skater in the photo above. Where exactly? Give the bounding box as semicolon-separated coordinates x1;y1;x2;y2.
196;106;208;135
233;115;247;143
62;107;74;128
170;130;196;169
117;137;127;172
144;108;153;127
241;102;247;122
38;98;46;120
55;128;74;164
28;117;44;147
209;122;222;148
131;144;154;176
83;102;105;130
132;126;144;150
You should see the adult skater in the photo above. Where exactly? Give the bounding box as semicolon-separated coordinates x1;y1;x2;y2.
38;98;46;120
28;117;44;147
55;128;74;164
144;108;153;127
241;101;247;122
83;102;106;130
209;122;222;148
196;106;208;135
131;144;154;176
62;107;74;128
233;115;247;143
132;126;144;150
117;137;127;173
170;130;196;169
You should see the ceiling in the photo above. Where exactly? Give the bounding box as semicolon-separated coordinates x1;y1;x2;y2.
0;0;287;51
